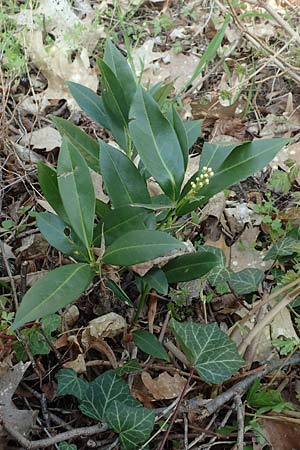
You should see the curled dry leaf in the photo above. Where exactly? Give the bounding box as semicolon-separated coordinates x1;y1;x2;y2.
19;31;98;113
63;354;86;374
141;371;186;400
20;126;62;152
81;313;126;348
131;241;194;276
91;171;109;203
0;362;37;439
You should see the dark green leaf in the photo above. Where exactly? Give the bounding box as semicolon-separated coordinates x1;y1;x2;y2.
168;105;189;169
133;330;169;361
200;138;289;204
80;370;139;421
164;252;217;283
98;59;129;149
208;266;233;286
95;199;110;219
229;268;264;295
58;442;77;450
104;40;136;107
265;237;298;260
199;142;238;173
38;162;68;223
100;141;150;208
106;279;134;307
150;80;174;107
106;401;155;450
52;116;99;172
140;268;169;295
67;81;110;129
37;212;89;261
57;138;95;250
170;319;243;384
12;264;94;329
56;368;89;401
103;230;186;266
129;87;185;200
183;120;202;149
116;360;142;376
104;206;151;245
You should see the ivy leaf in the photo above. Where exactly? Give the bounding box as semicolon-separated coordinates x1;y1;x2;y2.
79;370;140;421
133;330;169;361
106;401;155;450
170;319;243;384
58;442;77;450
56;369;89;401
229;268;264;295
208;266;233;286
116;360;142;377
265;236;298;260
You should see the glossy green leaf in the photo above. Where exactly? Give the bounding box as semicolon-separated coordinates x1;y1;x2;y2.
98;59;129;149
150;80;174;107
183;17;229;90
133;330;169;361
95;199;110;219
104;40;136;107
199;138;289;204
80;370;139;421
103;205;151;244
199;142;238;173
106;279;134;307
183;120;202;149
139;268;169;295
129;87;185;200
38;162;68;223
170;319;243;384
57;138;95;249
67;81;110;129
12;264;94;329
164;252;217;283
52;116;99;172
56;368;89;401
103;230;186;266
265;236;298;260
229;268;264;295
100;141;150;207
58;441;77;450
106;401;155;450
168;105;189;169
37;212;88;261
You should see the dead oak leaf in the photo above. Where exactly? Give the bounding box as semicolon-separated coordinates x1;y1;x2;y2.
141;371;186;400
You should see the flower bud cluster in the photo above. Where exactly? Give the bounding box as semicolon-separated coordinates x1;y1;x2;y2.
188;166;214;197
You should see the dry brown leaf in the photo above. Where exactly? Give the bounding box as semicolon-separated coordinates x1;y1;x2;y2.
260;417;300;450
200;192;226;223
132;39;164;75
147;295;157;334
81;313;126;349
229;226;272;272
141;371;186;400
131;241;194;276
212;118;246;141
20;126;62;152
19;31;98;113
63;305;80;329
36;199;57;215
191;96;242;121
0;362;37;439
88;338;118;368
91;171;109;203
63;354;86;374
139;48;200;91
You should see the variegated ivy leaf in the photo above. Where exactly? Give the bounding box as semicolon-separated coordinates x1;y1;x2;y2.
265;236;299;261
170;319;243;384
106;401;155;450
208;266;233;286
56;369;88;401
229;268;264;295
79;370;140;421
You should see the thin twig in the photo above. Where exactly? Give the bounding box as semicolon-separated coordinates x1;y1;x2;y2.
3;421;108;449
235;394;244;450
158;369;195;450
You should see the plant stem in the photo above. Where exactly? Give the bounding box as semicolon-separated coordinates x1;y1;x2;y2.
133;288;148;323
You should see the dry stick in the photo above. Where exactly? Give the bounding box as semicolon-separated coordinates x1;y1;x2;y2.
235;394;244;450
230;278;300;341
226;0;300;84
0;241;41;377
183;353;300;417
157;369;195;450
245;0;300;45
238;287;300;356
3;422;108;450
